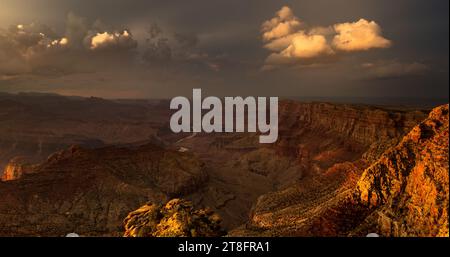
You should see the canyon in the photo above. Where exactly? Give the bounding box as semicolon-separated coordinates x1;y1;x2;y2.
169;89;279;143
0;92;447;236
230;104;448;236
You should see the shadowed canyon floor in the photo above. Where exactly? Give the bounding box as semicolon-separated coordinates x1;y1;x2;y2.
0;93;447;236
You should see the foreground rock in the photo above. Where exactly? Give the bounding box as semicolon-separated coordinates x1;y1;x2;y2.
123;199;225;237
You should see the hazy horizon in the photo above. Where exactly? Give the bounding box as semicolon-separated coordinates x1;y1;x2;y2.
2;90;448;110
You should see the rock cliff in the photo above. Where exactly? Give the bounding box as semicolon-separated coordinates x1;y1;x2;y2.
276;101;426;159
230;104;448;237
353;104;449;236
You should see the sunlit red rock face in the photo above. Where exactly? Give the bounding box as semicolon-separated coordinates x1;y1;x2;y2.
230;104;448;237
353;104;449;236
1;157;37;181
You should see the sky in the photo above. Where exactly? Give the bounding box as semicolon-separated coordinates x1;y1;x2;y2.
0;0;448;99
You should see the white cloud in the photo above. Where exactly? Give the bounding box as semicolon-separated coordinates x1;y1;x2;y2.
332;19;391;51
0;13;138;78
279;32;333;59
261;6;392;69
89;30;137;51
47;37;69;48
261;6;302;41
90;32;115;49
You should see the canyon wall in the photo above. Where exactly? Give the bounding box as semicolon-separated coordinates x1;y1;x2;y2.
0;93;170;175
0;94;440;236
0;144;207;236
353;104;449;236
230;104;448;237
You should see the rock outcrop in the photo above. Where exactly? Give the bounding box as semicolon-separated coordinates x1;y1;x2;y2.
1;157;37;181
353;104;449;236
123;199;225;237
276;101;427;158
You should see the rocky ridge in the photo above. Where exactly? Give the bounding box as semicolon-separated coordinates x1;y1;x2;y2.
230;104;448;237
352;104;449;236
0;143;206;236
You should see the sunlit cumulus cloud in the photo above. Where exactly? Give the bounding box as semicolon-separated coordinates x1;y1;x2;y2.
261;6;392;70
261;6;302;41
0;12;138;77
0;10;228;90
89;30;137;51
332;19;392;51
283;33;333;58
49;37;69;47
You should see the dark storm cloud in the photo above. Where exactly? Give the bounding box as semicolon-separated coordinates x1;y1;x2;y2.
0;0;448;99
0;12;140;83
358;60;429;80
